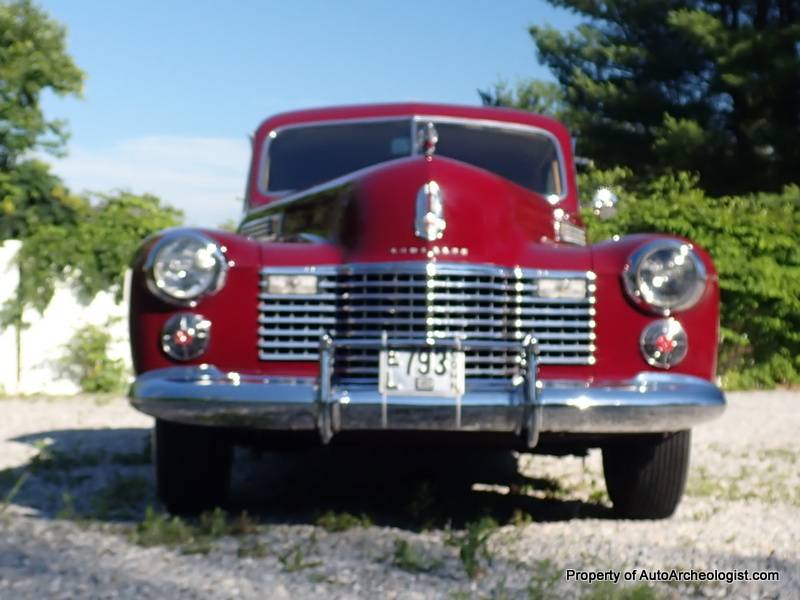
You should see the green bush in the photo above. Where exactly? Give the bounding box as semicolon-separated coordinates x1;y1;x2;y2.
579;169;800;389
60;320;128;393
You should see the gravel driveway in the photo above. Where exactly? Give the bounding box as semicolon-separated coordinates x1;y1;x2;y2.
0;391;797;599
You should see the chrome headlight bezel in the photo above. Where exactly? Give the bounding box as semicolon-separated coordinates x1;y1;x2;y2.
623;240;707;315
144;232;228;306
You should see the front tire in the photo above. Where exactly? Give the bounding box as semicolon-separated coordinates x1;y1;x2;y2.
154;419;233;515
602;430;690;519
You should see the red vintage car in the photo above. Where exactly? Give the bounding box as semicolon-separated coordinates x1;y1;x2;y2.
129;103;725;518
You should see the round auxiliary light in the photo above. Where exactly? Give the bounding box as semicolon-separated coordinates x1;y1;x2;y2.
623;240;706;314
146;232;227;304
640;319;688;369
161;313;211;361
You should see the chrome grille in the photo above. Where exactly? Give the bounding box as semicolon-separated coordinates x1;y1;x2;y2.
258;263;596;380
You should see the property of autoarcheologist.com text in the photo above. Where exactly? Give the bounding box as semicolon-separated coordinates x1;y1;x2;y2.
565;568;780;585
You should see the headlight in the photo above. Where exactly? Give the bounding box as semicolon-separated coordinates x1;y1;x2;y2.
145;232;228;304
623;240;706;313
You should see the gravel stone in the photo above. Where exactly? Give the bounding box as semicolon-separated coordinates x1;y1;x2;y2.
0;391;797;599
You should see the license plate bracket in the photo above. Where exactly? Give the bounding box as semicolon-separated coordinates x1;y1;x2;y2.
378;349;465;397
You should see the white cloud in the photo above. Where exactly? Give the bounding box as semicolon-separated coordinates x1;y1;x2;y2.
47;135;252;227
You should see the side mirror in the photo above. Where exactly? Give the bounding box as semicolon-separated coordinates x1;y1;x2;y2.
591;187;619;220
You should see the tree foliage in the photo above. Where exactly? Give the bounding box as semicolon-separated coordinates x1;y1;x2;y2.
9;192;183;319
579;169;800;388
0;0;84;167
0;159;85;239
483;0;800;196
1;0;86;240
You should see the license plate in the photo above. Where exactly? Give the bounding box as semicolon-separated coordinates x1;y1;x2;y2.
379;350;465;396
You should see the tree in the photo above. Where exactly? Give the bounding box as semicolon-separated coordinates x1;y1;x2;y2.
482;1;800;195
0;0;84;167
1;0;86;239
0;159;86;239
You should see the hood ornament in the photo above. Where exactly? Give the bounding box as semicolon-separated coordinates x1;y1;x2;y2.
415;180;446;241
417;122;438;157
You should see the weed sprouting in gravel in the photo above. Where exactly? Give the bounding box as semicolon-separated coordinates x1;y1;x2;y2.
130;506;262;554
0;470;29;517
278;533;322;572
315;510;372;532
756;446;799;466
237;539;270;559
580;582;669;599
526;559;561;600
130;507;196;548
56;492;78;520
29;440;104;474
91;474;151;519
446;516;498;579
390;539;442;573
508;507;533;527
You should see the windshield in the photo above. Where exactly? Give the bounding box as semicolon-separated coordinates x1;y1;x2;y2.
263;118;564;196
265;120;411;192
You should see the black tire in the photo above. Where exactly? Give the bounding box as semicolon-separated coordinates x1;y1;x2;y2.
154;419;233;515
602;430;691;519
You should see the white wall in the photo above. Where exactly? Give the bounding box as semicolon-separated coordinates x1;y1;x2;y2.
0;240;131;395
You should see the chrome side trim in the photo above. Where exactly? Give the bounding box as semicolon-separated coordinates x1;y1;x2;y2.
130;366;725;437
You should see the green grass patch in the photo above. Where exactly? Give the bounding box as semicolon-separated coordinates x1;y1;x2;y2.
130;506;261;554
91;475;150;519
581;582;668;600
315;510;372;532
446;516;498;579
278;533;322;572
390;539;442;574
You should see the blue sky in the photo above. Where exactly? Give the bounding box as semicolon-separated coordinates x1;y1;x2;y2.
39;1;579;226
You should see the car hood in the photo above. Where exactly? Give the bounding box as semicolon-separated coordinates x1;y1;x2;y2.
245;155;591;269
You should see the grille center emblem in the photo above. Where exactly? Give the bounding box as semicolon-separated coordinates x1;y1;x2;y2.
415;180;446;241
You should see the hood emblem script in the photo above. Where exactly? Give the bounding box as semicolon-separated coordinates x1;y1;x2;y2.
415;180;446;241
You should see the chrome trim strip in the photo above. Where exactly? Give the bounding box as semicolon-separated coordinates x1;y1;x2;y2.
130;366;725;436
258;262;595;280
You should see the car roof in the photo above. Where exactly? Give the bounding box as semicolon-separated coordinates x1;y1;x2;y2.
254;102;570;139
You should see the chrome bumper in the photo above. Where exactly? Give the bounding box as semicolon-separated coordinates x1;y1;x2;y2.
130;338;725;446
